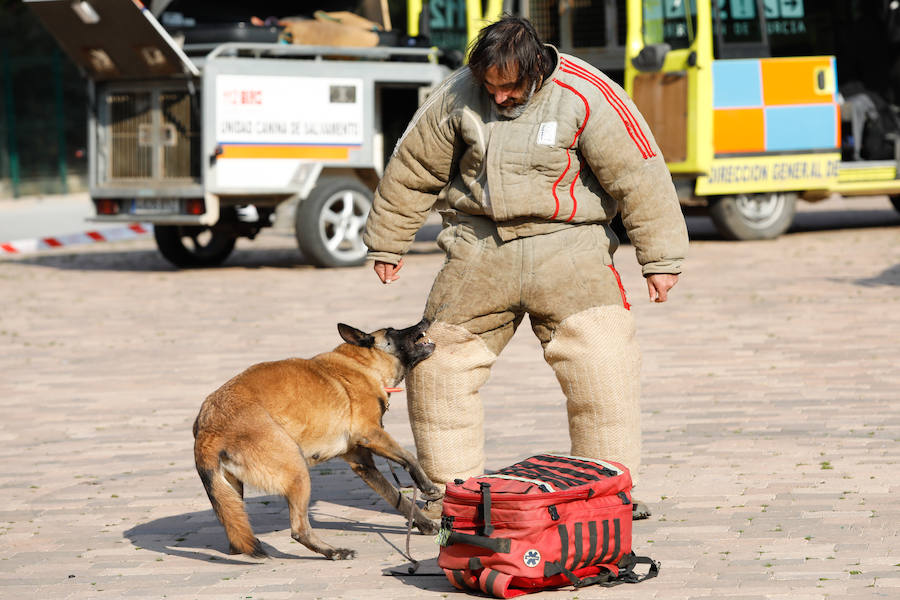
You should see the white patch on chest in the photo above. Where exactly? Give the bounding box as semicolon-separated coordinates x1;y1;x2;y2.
536;121;558;146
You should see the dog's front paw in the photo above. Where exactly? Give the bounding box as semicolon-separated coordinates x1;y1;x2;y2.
415;518;439;535
420;497;443;519
421;486;444;501
325;548;357;560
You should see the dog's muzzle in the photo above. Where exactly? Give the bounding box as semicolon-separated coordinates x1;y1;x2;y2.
397;318;435;370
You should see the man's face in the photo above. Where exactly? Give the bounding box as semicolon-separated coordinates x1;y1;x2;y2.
483;64;536;119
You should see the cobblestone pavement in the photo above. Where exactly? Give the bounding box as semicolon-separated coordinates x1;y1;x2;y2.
1;198;898;599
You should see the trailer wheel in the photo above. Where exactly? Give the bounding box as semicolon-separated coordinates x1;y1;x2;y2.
890;195;900;213
153;225;236;268
708;192;797;240
295;177;372;267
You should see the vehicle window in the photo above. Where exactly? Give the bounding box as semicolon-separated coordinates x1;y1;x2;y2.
715;0;764;45
529;0;627;49
643;0;698;50
766;1;835;57
426;0;468;54
571;1;610;46
714;0;835;58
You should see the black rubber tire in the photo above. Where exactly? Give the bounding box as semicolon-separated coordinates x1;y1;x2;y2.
890;195;900;213
153;225;236;268
708;192;797;240
295;177;373;268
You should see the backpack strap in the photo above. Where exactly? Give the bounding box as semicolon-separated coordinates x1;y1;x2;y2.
444;530;511;553
611;552;660;585
479;482;494;535
443;567;479;591
444;565;529;598
477;566;528;598
544;552;660;588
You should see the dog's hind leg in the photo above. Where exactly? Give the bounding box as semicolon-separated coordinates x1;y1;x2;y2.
235;426;356;560
223;470;244;498
343;448;438;534
194;439;266;558
283;461;356;560
357;428;443;500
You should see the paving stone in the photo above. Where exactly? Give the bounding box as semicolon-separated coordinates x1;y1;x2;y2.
1;200;899;598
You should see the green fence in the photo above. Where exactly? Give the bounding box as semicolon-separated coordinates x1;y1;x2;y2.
0;3;87;198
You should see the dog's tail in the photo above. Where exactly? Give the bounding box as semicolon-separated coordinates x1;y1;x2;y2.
194;439;267;558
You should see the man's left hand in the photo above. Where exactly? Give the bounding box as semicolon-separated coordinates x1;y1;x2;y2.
646;274;679;303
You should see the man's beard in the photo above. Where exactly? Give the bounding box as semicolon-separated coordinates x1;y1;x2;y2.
496;82;537;119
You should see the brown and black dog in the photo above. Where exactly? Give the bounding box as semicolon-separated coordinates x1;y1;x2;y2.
192;319;441;560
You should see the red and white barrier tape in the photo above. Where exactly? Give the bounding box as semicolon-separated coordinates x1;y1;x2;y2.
0;223;153;256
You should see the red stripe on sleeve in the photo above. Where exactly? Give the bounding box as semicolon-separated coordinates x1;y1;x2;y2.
562;59;654;155
560;59;655;159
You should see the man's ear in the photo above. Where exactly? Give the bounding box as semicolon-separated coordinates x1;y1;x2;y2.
337;323;375;348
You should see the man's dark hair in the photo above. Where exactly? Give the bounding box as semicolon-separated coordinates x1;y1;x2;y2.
467;15;550;89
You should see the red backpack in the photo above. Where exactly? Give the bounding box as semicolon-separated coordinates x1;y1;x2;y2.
436;454;658;597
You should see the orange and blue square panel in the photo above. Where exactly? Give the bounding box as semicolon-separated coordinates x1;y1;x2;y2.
712;57;840;155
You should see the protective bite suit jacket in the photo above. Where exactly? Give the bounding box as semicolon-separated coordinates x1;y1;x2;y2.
363;46;689;275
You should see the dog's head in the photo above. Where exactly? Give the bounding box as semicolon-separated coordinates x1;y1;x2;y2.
337;318;435;375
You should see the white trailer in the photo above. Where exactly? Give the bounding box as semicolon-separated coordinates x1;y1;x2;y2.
28;0;450;267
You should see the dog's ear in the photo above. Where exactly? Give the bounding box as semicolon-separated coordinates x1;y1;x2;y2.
337;323;375;348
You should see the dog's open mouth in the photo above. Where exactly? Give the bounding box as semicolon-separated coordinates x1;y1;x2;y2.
406;330;435;368
391;319;435;370
413;332;436;354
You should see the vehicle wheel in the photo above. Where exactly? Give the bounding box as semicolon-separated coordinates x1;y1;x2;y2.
295;177;372;267
153;225;236;268
708;192;797;240
890;195;900;213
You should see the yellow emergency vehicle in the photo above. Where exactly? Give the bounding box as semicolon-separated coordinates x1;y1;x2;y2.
408;0;900;240
624;0;900;239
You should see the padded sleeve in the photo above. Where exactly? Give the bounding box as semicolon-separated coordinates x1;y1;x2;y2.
363;86;458;265
577;79;689;275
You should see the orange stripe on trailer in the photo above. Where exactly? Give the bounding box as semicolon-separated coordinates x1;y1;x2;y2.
219;144;351;160
835;103;842;149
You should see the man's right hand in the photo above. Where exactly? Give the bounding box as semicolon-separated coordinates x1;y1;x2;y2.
374;259;404;284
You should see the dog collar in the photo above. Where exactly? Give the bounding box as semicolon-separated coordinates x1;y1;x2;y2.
384;387;403;393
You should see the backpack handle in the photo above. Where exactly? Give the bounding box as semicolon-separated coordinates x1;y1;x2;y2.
445;530;511;553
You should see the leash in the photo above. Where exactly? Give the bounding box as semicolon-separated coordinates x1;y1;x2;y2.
387;460;420;574
383;388;421;573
